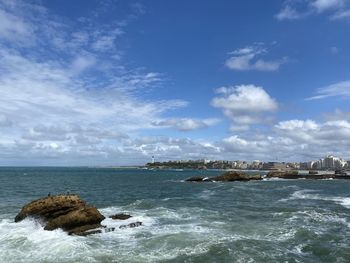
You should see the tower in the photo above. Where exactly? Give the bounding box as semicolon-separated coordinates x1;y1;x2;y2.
151;155;155;164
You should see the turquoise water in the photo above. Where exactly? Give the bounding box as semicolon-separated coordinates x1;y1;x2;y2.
0;167;349;263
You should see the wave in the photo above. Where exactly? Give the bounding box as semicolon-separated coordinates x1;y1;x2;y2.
0;218;91;263
0;200;305;263
0;203;234;262
2;194;349;262
195;189;216;200
281;189;350;209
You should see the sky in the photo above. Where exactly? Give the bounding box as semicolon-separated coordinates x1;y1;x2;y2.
0;0;350;166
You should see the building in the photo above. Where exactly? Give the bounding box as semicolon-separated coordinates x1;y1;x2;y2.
306;155;347;170
307;161;315;169
262;162;287;170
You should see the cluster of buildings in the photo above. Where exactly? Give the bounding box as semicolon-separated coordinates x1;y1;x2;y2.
213;155;350;170
300;155;349;170
148;155;350;170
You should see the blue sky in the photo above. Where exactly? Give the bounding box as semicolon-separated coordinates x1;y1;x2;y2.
0;0;350;165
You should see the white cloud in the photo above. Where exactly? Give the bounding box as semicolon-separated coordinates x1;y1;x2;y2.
218;118;350;161
211;85;278;131
71;53;96;74
275;119;350;147
0;46;187;131
331;9;350;19
275;5;306;20
0;0;220;165
311;0;345;12
212;85;278;112
330;46;339;54
0;114;12;127
306;80;350;100
276;0;350;20
275;119;319;131
323;108;350;120
151;118;220;131
91;28;124;52
1;0;350;165
225;44;286;72
0;8;34;43
121;136;222;163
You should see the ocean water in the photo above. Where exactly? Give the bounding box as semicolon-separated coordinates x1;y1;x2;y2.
0;168;349;263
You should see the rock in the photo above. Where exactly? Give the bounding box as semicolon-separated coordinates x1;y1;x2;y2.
185;171;262;182
119;221;142;229
334;175;350;179
75;228;103;236
15;194;105;236
109;213;132;220
202;177;212;182
266;171;299;179
265;171;350;180
210;171;262;182
335;170;347;175
185;176;208;182
104;227;116;233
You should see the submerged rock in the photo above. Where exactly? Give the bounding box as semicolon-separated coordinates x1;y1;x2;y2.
15;195;105;236
109;213;132;220
119;221;142;229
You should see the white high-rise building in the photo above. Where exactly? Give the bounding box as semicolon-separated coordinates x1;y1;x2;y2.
321;155;346;169
307;155;347;170
307;161;315;169
323;155;335;169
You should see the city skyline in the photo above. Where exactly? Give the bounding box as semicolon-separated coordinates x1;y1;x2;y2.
1;0;350;165
148;154;350;170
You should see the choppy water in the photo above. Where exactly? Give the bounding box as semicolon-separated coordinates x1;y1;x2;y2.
0;167;349;263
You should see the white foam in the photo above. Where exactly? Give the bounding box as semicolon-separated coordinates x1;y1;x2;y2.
281;189;350;209
287;210;348;225
0;218;91;263
195;189;216;200
263;177;287;181
2;198;346;262
333;197;350;209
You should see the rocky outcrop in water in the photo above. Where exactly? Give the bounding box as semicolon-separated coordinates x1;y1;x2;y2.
186;176;210;182
14;195;105;236
186;171;262;182
266;170;350;180
109;213;132;220
266;171;299;179
213;171;262;181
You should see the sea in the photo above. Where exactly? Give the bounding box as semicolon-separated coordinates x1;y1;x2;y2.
0;167;349;263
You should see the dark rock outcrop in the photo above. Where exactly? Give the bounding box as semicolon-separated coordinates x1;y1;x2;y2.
109;213;132;220
15;195;105;236
186;171;262;182
266;170;350;180
211;171;262;181
185;176;209;182
266;170;299;179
